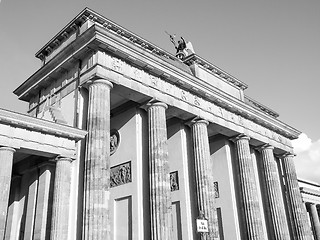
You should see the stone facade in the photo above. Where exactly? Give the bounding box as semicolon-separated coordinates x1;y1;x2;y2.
0;7;313;240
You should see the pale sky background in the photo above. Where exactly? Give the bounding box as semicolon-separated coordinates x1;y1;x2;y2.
0;1;319;182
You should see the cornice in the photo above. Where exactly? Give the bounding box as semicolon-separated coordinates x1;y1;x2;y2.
244;95;279;118
0;108;87;140
299;179;320;188
183;54;248;90
14;27;97;99
35;8;177;63
300;187;320;198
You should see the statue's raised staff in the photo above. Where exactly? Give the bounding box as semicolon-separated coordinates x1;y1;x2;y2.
165;31;195;59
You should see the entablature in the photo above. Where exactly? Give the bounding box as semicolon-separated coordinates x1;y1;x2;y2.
0;108;86;159
300;187;320;198
15;21;300;145
0;108;87;141
14;8;300;149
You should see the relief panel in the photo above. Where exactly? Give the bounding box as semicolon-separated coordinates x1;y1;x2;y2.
110;162;132;188
170;171;179;192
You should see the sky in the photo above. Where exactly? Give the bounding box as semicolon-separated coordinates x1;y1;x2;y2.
0;1;319;182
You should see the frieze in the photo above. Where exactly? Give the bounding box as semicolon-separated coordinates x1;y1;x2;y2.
194;96;200;106
170;171;179;192
111;58;123;72
133;68;142;80
238;115;244;126
100;53;293;147
218;107;224;117
151;76;158;87
181;90;187;101
110;161;131;188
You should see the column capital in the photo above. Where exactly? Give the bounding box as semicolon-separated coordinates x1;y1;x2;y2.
54;156;74;163
280;152;296;159
187;117;209;127
0;146;16;153
230;133;250;143
256;143;274;152
145;99;168;110
84;78;113;90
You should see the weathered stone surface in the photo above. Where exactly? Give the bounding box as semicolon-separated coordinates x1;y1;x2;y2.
147;101;173;240
83;79;113;240
50;157;72;240
34;163;55;240
233;135;264;240
282;154;313;240
259;145;290;239
4;176;21;240
0;147;15;240
191;119;219;240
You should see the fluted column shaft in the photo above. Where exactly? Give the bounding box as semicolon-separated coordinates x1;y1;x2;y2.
191;119;218;240
50;157;73;240
310;204;320;240
147;101;172;240
84;79;113;240
0;147;15;240
233;135;264;240
259;145;290;239
282;154;312;240
34;163;55;240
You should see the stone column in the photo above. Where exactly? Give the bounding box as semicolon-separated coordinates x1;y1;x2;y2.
258;144;290;239
50;157;73;240
83;79;113;240
147;101;172;240
34;162;55;240
190;119;218;240
0;146;15;240
282;153;312;240
310;204;320;240
4;175;21;240
232;135;264;240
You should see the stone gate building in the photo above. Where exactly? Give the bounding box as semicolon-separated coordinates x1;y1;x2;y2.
0;8;314;240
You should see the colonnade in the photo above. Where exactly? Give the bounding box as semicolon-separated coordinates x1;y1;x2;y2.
80;78;312;240
0;77;313;240
0;149;73;240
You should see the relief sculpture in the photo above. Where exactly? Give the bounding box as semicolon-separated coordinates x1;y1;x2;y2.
111;58;122;72
170;171;179;191
110;161;132;188
214;181;219;198
110;129;120;155
181;90;187;101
